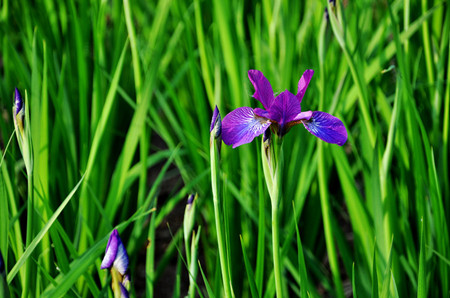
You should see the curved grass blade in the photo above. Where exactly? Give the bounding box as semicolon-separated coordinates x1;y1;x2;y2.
7;174;85;284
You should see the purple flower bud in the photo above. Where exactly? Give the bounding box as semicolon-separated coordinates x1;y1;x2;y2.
13;88;25;135
187;194;195;209
101;229;129;275
14;88;23;117
210;106;222;139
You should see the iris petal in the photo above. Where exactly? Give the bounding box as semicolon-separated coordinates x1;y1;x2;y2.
101;230;119;270
113;239;129;275
101;229;129;275
222;107;271;148
269;90;302;128
292;111;313;122
302;111;348;146
296;69;314;103
248;70;275;110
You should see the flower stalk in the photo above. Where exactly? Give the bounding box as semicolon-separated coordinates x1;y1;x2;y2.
220;69;347;297
210;106;233;297
262;133;284;297
13;88;35;297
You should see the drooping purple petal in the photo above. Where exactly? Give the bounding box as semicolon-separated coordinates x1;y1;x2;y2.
222;107;271;148
296;70;314;103
210;106;222;138
101;229;129;275
268;90;302;129
302;111;348;146
101;230;119;270
248;70;275;110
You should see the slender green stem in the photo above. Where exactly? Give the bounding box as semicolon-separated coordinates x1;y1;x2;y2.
23;172;34;298
271;202;283;297
264;138;284;297
211;136;232;298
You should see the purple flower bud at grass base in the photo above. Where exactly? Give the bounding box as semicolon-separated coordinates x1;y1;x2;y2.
101;229;129;274
101;229;130;297
222;69;347;148
184;194;197;242
210;105;222;139
187;193;195;209
13;88;25;137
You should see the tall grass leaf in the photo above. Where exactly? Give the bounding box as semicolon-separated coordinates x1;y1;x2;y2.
42;207;154;297
240;235;259;298
429;247;450;267
154;230;183;283
372;244;379;298
7;174;85;284
345;4;439;111
332;146;373;267
381;236;394;298
352;263;358;298
292;202;309;298
146;204;156;297
0;168;9;262
199;260;215;298
417;218;426;298
318;142;344;298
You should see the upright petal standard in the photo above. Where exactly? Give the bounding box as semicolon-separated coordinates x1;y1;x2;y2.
221;70;347;147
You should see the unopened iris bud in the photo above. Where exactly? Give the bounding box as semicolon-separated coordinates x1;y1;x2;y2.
13;88;25;139
184;194;197;242
13;88;33;175
101;230;130;298
210;106;222;140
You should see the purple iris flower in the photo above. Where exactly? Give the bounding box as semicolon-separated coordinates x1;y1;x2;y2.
101;229;129;275
222;70;347;148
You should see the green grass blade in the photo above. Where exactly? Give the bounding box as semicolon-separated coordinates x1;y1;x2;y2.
7;174;85;284
240;235;259;298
